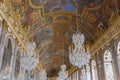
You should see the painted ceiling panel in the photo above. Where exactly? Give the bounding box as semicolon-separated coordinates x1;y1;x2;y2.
10;0;117;77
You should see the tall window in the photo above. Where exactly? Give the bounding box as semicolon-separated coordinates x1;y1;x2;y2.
86;64;91;80
91;60;98;80
117;41;120;73
104;50;115;80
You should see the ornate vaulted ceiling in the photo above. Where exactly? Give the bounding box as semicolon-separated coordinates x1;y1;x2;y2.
9;0;117;77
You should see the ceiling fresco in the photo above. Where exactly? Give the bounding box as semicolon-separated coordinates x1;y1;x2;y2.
10;0;118;77
29;0;103;13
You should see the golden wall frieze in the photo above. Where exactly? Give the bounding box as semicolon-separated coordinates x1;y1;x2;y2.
90;16;120;56
0;2;29;51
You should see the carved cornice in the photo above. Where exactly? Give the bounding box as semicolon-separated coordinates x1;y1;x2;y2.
0;2;28;50
90;16;120;55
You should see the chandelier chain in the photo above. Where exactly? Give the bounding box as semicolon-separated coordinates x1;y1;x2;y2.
75;0;79;33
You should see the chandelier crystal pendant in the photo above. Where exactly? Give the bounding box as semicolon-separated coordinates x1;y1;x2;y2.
20;41;39;71
69;0;90;68
39;69;47;80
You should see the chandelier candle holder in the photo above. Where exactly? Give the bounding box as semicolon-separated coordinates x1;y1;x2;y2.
57;64;68;80
69;0;90;68
20;41;39;72
39;69;47;80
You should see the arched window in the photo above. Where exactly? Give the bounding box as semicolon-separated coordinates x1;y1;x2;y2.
86;64;91;80
117;41;120;73
14;51;21;78
1;39;12;70
104;50;115;80
91;60;98;80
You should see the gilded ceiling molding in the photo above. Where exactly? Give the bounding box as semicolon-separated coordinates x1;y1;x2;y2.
90;16;120;56
29;12;79;38
28;0;43;9
0;2;29;51
29;20;53;38
68;67;78;76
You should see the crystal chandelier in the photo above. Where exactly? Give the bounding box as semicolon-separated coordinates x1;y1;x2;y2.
57;41;68;80
57;64;68;80
20;41;39;71
39;69;47;80
69;34;90;68
80;67;87;80
69;0;90;68
0;66;11;80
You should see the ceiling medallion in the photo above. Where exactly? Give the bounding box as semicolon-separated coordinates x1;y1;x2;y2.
69;1;90;68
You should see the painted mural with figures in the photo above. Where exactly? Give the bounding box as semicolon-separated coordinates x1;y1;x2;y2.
30;0;103;13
